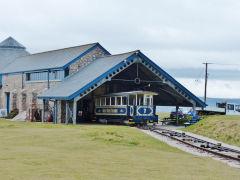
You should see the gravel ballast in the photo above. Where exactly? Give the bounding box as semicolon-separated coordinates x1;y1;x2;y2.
140;128;240;168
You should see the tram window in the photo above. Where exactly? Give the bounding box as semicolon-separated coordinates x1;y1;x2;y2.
106;97;110;105
139;97;143;105
95;98;100;106
122;97;127;105
144;95;152;105
129;96;134;105
227;104;234;110
138;95;144;105
101;97;106;106
116;97;121;105
145;98;150;105
111;97;115;105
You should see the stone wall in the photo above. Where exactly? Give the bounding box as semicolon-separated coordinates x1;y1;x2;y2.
69;46;107;74
0;73;58;112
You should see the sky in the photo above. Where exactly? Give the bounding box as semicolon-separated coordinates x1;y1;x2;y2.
0;0;240;98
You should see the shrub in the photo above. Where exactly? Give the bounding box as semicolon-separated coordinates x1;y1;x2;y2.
7;109;19;119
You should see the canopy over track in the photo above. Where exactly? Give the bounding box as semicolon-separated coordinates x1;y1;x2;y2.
39;50;205;108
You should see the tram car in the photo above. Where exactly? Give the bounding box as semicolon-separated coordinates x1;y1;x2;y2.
94;91;158;125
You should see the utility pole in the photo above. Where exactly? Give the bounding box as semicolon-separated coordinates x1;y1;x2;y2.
203;62;213;104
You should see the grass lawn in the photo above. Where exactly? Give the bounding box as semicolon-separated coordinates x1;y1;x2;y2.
182;115;240;147
0;119;240;180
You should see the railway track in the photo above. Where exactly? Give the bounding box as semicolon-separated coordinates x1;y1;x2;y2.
138;126;240;162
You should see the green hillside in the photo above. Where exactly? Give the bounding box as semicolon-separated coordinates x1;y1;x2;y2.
183;115;240;147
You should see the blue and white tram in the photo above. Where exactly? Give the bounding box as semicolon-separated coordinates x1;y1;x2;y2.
94;91;158;125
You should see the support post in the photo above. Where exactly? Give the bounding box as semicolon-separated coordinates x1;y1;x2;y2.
204;63;208;104
73;99;77;125
176;105;179;126
21;72;24;89
192;103;196;117
42;100;45;123
65;101;69;125
47;70;50;89
53;101;56;124
135;94;137;105
53;100;57;124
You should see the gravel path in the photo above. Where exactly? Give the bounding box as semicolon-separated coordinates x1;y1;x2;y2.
140;128;240;168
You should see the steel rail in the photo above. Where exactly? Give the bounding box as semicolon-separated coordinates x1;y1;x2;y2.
152;126;240;154
138;126;240;162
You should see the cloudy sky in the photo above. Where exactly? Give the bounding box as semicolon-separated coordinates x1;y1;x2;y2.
1;0;240;98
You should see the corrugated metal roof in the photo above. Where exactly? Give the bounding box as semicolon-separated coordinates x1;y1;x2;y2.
1;43;98;74
0;37;29;70
38;51;137;99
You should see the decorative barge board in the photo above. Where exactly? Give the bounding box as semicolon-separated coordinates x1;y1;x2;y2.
38;50;206;124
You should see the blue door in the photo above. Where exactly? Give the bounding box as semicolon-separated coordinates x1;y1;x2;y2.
6;92;10;114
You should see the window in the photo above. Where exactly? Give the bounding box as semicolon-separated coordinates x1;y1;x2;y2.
227;104;234;110
116;97;121;105
64;68;69;77
217;103;226;108
101;97;106;106
129;96;135;105
236;105;240;112
106;97;110;106
139;96;143;105
144;95;152;105
26;70;64;81
26;73;30;81
95;98;100;106
111;97;115;105
122;97;127;105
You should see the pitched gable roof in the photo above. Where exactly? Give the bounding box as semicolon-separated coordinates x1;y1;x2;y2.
1;43;110;74
38;50;206;107
0;37;26;49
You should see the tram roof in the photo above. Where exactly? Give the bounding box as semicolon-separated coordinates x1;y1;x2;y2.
98;91;158;97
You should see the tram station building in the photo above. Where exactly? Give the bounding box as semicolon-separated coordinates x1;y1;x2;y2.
0;37;206;124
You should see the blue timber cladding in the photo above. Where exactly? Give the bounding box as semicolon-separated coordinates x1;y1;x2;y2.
38;50;206;108
0;43;110;75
